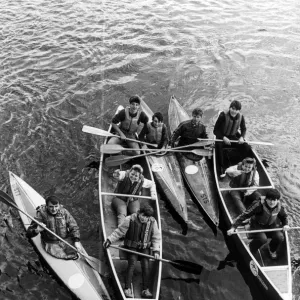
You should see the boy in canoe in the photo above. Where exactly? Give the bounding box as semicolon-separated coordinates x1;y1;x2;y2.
213;100;251;178
26;196;83;260
227;189;290;259
138;112;168;150
170;107;208;160
107;95;149;156
103;203;161;299
112;164;157;226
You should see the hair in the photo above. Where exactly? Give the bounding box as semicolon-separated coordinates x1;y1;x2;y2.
229;100;242;110
242;157;256;166
129;95;141;104
266;189;281;200
192;108;203;117
152;112;163;122
130;164;143;174
45;195;60;206
139;203;154;217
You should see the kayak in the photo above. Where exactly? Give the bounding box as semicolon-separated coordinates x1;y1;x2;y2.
213;142;292;300
140;99;188;222
168;95;219;225
99;105;162;300
9;172;111;300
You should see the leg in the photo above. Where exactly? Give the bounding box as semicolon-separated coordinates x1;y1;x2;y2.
126;140;141;156
140;249;151;290
268;231;284;253
235;142;252;159
107;136;122;146
249;232;268;255
230;190;245;214
127;199;140;216
244;190;261;208
112;197;127;226
215;141;224;174
125;252;138;289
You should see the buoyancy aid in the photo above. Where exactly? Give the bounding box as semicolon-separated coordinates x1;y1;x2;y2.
124;213;155;249
230;162;256;188
223;110;242;137
114;170;144;202
253;199;282;226
119;107;142;135
146;122;163;144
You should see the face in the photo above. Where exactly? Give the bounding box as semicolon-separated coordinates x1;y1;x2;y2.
129;102;140;114
47;202;60;215
128;170;141;182
192;114;202;125
138;213;150;223
266;198;279;208
152;117;162;128
241;163;254;173
229;106;240;118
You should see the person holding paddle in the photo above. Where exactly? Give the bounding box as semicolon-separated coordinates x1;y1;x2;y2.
26;195;83;260
103;203;161;299
112;164;157;226
227;189;290;260
213;100;251;178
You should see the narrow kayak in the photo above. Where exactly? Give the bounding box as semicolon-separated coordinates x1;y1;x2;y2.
9;171;111;300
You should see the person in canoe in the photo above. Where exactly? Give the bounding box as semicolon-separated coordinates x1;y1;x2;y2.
213;100;251;178
226;157;261;212
227;189;290;260
103;203;161;299
112;164;157;226
170;107;208;160
26;195;83;260
107;95;149;156
138;112;168;150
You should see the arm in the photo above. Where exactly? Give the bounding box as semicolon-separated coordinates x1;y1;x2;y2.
158;125;169;149
277;206;289;226
111;110;127;139
232;200;261;228
136;112;149;135
66;210;80;242
112;170;126;181
170;122;184;146
151;220;161;252
26;211;45;238
107;216;131;243
213;112;226;139
240;115;247;138
138;125;148;142
225;165;241;178
142;178;157;200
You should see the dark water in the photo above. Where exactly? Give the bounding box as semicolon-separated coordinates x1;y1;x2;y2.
1;0;300;299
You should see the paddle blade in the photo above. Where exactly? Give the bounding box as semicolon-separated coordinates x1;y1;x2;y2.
100;144;124;154
105;155;131;167
192;149;213;156
82;125;114;137
171;260;203;275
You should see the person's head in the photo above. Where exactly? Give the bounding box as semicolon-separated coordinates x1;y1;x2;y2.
229;100;242;118
265;189;281;208
241;157;256;173
191;108;203;125
129;95;141;114
128;164;143;182
45;195;60;215
152;112;163;128
138;203;154;223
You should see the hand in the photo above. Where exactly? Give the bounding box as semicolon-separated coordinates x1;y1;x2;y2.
103;239;111;249
283;225;290;232
120;133;126;141
153;251;160;259
227;227;236;236
238;137;245;144
36;223;46;233
223;136;231;145
151;194;156;201
113;169;120;178
74;241;83;253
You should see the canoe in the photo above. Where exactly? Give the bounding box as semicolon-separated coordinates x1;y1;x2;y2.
9;172;111;300
168;95;219;225
140;99;188;222
99;105;162;300
213;142;292;300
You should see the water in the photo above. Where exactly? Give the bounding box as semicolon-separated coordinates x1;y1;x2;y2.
0;0;300;299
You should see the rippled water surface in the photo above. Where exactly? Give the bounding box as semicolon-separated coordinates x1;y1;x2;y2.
1;0;300;299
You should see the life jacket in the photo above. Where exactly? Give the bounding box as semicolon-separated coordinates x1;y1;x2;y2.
223;110;242;137
124;213;155;249
119;107;142;135
253;199;282;226
145;122;163;144
230;162;256;188
114;170;144;202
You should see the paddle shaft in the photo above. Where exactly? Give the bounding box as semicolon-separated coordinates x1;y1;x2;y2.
101;192;152;199
198;138;274;146
232;226;300;234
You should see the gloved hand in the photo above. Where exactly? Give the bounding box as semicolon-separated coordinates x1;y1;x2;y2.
283;225;290;232
153;251;160;259
227;227;236;236
103;239;111;249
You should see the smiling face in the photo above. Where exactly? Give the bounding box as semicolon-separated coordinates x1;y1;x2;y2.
266;198;279;208
47;201;60;215
192;114;202;125
128;169;141;182
138;212;150;223
129;102;140;114
229;106;240;118
241;162;254;173
152;116;162;128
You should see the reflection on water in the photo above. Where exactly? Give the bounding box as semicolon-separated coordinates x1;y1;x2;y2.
0;0;300;299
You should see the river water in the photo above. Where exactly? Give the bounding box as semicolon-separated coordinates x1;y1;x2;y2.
1;0;300;299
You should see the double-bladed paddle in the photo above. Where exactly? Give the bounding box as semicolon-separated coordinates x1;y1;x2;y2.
198;138;274;146
108;244;203;275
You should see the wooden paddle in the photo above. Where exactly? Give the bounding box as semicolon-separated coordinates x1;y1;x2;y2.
109;245;203;275
198;138;274;146
0;190;102;274
82;125;157;147
105;149;213;167
231;227;300;235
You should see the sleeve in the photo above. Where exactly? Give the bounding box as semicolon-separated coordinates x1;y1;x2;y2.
253;171;260;186
26;220;39;238
111;109;126;124
66;210;80;242
232;200;261;228
158;125;169;149
170;122;184;145
142;178;157;199
202;124;208;139
240;115;247;138
138;124;148;142
213;112;226;139
138;111;149;125
151;220;161;252
277;206;289;226
107;216;131;243
225;165;241;177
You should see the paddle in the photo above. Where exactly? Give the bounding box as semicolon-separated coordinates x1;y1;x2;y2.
0;190;102;273
198;138;274;146
109;245;203;275
231;226;300;235
101;192;152;200
105;149;212;167
82;125;157;147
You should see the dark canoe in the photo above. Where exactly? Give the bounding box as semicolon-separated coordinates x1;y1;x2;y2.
168;95;219;226
213;141;292;300
99;105;162;300
140;99;188;222
9;172;111;300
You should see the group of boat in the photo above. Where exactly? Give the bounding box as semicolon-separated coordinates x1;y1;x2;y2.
6;95;292;300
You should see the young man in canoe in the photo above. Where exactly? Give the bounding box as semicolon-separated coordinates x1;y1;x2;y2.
112;164;157;226
170;107;208;160
103;203;161;299
138;112;168;150
226;157;261;213
107;95;149;156
213;100;251;178
227;189;290;259
26;196;83;260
